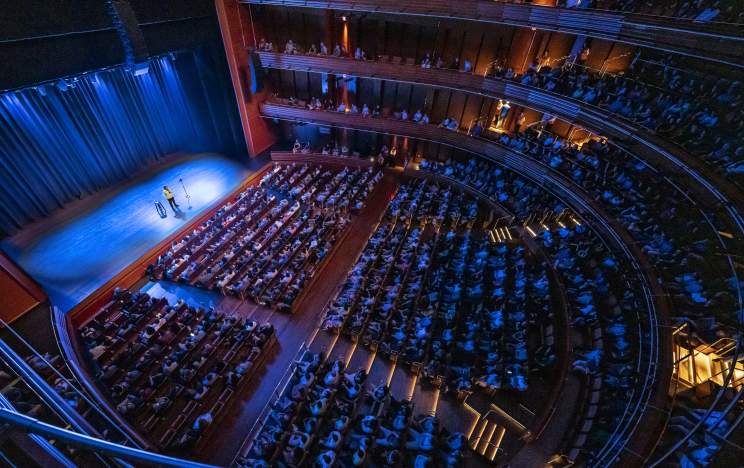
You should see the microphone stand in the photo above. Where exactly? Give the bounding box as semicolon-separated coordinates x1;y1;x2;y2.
179;177;192;210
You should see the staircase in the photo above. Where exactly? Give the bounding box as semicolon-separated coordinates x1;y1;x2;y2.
468;411;507;462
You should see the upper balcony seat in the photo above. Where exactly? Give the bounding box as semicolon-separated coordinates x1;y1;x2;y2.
242;0;744;68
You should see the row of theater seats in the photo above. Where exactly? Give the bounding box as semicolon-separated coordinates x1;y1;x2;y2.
263;38;743;177
149;163;381;311
542;225;637;461
420;118;738;325
240;350;468;468
79;288;276;452
507;128;736;317
415;157;644;463
589;0;742;22
322;178;557;395
491;56;743;177
265;98;738;329
415;151;737;464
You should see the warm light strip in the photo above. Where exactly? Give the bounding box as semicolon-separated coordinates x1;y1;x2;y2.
490;403;528;433
326;332;340;357
462;403;480;440
490;427;507;460
344;341;358;367
365;349;377;374
306;325;321;347
525;226;537;237
387;361;397;386
481;423;498;455
406;372;417;401
430;388;440;416
470;419;488;449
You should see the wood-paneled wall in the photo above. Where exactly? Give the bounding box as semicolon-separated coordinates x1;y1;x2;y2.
0;252;47;325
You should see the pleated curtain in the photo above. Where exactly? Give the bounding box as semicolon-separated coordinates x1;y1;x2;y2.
0;48;243;236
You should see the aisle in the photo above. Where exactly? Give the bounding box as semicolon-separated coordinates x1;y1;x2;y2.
198;171;400;466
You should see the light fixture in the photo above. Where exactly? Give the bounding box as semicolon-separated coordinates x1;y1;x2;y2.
133;62;150;76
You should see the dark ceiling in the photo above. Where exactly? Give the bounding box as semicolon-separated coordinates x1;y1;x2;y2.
0;0;223;90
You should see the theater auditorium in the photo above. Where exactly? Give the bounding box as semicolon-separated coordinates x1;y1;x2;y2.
0;1;742;467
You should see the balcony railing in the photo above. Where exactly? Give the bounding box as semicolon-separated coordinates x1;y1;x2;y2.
255;51;744;259
241;0;744;68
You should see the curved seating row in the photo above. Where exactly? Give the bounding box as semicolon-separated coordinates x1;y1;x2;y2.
415;155;654;464
261;100;737;325
252;149;670;464
149;162;382;312
422;150;743;465
239;350;470;467
256;51;744;244
308;155;653;464
322;178;557;397
79;288;276;453
259;102;672;463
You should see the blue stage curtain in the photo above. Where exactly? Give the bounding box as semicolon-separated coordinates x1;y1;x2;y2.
0;48;244;237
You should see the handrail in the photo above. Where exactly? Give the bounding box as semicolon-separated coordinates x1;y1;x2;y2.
0;408;218;468
50;306;152;449
255;51;744;214
0;338;99;437
0;394;77;468
0;311;147;450
240;0;744;68
0;338;130;466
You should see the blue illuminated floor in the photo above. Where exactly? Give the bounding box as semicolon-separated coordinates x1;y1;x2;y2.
1;153;257;312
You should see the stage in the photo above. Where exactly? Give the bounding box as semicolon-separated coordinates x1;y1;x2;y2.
1;153;262;312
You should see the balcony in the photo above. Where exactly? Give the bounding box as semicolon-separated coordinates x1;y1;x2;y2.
242;0;744;68
256;50;744;238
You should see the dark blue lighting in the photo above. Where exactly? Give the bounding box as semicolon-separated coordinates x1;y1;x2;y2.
0;50;243;237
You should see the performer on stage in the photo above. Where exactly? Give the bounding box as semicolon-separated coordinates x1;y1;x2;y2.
162;185;179;213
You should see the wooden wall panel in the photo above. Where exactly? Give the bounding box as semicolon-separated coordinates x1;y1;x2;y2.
0;253;47;325
214;0;277;156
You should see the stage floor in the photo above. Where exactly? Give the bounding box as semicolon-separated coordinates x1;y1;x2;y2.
1;153;262;312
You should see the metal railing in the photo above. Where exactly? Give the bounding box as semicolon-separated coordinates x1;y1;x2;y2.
0;409;217;468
